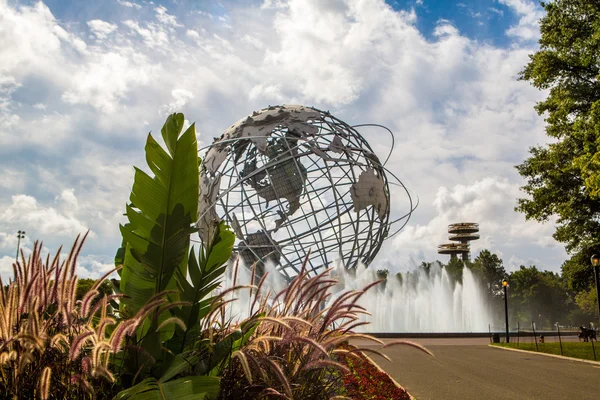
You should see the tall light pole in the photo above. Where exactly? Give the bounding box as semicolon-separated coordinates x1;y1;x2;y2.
502;279;509;343
16;230;25;261
590;255;600;323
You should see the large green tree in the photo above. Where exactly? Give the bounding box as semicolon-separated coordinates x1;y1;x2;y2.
507;266;571;328
517;0;600;291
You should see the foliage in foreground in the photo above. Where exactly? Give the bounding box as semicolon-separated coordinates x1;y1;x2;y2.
218;260;430;399
1;112;420;399
0;236;138;400
112;112;243;399
337;344;412;400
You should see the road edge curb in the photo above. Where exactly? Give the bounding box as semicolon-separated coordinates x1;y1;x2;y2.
488;344;600;366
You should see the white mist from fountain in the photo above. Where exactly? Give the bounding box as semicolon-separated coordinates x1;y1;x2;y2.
219;258;492;333
331;261;492;332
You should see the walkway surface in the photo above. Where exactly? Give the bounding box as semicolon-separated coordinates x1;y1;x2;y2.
355;338;600;400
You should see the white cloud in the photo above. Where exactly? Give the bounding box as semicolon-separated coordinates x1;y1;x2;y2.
117;0;142;10
261;0;289;9
0;194;92;238
123;19;170;49
76;255;117;279
87;19;118;40
499;0;543;41
489;7;504;17
0;0;564;278
241;34;264;49
61;51;154;113
388;178;565;272
161;88;195;114
53;24;87;53
434;20;459;37
0;168;27;192
154;5;182;28
0;256;14;282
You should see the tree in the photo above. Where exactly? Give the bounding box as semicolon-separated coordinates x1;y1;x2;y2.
471;250;506;297
516;0;600;292
75;278;112;300
376;269;389;291
507;265;573;328
418;261;437;276
444;257;464;283
575;288;598;316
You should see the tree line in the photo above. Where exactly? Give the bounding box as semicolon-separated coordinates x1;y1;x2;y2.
378;249;597;330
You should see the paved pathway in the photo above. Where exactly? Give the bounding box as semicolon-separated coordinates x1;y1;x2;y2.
356;338;600;400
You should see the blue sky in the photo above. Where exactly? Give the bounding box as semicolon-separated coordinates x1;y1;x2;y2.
0;0;561;279
390;0;517;45
26;0;523;46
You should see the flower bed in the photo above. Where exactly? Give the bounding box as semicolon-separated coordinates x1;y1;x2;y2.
338;346;411;400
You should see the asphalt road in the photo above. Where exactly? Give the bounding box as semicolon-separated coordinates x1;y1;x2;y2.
357;338;600;400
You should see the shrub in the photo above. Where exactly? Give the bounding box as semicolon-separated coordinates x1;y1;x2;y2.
0;235;137;399
218;258;426;400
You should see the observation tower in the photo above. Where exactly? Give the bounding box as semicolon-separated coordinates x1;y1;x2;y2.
437;222;479;262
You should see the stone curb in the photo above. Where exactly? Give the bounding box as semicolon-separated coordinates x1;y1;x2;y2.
488;344;600;366
361;352;417;400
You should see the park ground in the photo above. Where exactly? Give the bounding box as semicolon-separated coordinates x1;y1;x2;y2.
354;337;600;400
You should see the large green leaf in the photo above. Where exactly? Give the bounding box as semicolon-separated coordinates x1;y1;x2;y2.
167;221;235;353
115;113;200;381
114;376;220;400
119;114;199;317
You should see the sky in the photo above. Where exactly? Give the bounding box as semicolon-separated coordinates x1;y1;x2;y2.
0;0;564;280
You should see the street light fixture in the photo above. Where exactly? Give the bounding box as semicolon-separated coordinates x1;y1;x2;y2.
502;279;509;343
590;255;600;323
16;230;25;261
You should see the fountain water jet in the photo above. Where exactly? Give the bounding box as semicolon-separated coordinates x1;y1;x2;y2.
332;262;492;332
219;259;492;333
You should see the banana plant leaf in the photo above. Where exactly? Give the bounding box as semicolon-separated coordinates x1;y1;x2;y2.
114;376;220;400
168;222;235;353
117;113;199;319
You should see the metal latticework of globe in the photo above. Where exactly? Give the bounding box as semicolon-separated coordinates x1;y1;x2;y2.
197;105;413;280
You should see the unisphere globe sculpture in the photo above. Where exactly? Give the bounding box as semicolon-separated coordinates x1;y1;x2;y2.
198;105;413;280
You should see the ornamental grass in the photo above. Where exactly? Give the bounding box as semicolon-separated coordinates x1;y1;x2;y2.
0;235;159;400
218;255;430;400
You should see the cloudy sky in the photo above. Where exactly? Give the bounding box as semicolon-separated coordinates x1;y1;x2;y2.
0;0;565;279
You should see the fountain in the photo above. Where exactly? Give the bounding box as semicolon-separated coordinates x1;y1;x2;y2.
220;259;492;333
332;262;491;332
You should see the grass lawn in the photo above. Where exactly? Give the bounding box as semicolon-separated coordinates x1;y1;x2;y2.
493;341;599;362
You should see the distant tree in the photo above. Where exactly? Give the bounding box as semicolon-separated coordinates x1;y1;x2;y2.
444;257;464;284
516;0;600;294
508;266;543;324
76;278;113;301
575;288;598;316
471;250;507;298
395;272;403;285
376;269;389;291
507;266;572;328
418;261;433;276
376;269;389;280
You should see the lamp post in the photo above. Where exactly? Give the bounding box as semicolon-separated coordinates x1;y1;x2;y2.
502;279;509;343
590;255;600;323
15;230;25;261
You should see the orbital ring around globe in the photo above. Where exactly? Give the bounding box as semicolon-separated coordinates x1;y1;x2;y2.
196;105;417;280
